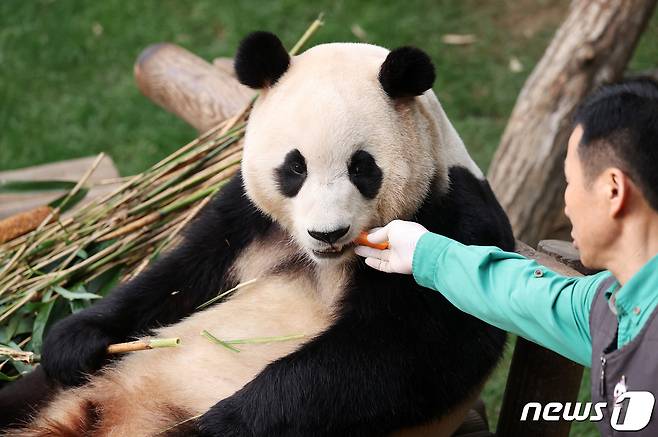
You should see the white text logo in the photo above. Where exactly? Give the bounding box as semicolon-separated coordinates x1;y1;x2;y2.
520;391;655;431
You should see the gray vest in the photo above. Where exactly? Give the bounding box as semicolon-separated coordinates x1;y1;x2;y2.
590;276;658;436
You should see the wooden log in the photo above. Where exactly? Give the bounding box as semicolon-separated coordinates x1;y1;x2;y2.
537;239;600;275
134;43;254;133
488;0;657;246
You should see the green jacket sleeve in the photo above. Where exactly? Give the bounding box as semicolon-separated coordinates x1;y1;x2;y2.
411;232;611;367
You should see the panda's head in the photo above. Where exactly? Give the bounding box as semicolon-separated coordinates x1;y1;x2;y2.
236;32;445;263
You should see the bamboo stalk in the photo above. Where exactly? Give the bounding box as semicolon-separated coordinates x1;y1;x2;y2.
0;154;105;278
155;414;203;436
196;278;258;310
98;212;161;242
106;337;181;354
0;18;325;369
290;13;324;55
0;338;181;364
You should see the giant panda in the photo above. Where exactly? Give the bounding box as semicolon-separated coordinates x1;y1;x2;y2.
0;32;515;436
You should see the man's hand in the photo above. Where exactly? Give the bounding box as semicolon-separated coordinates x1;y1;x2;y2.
354;219;429;274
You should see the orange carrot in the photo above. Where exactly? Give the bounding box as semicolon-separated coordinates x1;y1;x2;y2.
355;231;389;250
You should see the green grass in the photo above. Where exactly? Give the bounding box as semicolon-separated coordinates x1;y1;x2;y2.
1;1;657;435
0;0;565;175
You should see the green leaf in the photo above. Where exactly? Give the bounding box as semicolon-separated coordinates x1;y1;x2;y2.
88;265;123;297
9;357;35;375
52;285;102;301
0;180;76;193
13;316;33;337
201;330;241;353
4;314;20;340
69;299;89;314
31;299;55;353
49;188;89;213
27;239;56;256
75;249;89;260
0;371;19;382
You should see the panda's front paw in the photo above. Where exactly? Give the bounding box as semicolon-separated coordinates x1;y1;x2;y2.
40;315;115;387
197;398;253;437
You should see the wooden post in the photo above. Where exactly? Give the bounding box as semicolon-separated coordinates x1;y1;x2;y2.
496;240;600;437
488;0;657;246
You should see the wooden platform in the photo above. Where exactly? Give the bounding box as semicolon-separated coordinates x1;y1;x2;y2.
0;156;121;220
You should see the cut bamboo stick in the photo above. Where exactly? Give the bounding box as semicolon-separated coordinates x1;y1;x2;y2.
106;337;181;354
0;337;181;364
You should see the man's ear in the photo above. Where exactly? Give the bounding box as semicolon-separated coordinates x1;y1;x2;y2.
607;168;630;218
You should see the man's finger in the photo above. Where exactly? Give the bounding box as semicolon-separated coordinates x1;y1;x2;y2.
365;257;390;273
366;225;389;244
354;246;390;260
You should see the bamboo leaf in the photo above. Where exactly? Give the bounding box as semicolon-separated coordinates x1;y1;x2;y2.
196;278;258;310
30;299;55;353
49;187;89;213
69;299;89;314
201;330;241;353
224;334;305;345
87;265;123;297
0;180;76;193
26;239;56;256
52;285;102;301
0;371;19;381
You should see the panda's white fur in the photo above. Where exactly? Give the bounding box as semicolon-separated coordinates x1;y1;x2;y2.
15;226;332;435
2;36;512;437
244;42;482;257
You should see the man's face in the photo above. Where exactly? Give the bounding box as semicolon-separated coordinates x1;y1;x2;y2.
563;125;614;268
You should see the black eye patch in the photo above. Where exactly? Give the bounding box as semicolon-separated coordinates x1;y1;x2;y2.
275;149;307;197
348;150;383;199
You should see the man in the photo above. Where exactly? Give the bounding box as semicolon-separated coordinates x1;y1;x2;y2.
355;78;658;435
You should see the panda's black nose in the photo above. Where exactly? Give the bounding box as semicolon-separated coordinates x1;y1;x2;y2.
308;226;350;244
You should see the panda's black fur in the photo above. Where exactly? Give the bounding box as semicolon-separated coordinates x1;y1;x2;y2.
379;47;436;99
234;31;290;89
0;32;515;436
1;170;513;436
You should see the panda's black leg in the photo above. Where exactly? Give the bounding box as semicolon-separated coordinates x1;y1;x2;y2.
0;367;57;429
197;268;505;436
197;314;437;436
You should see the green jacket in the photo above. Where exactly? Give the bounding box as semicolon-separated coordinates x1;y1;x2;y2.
411;232;658;367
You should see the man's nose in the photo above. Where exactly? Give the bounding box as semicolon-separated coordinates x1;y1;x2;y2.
308;226;350;244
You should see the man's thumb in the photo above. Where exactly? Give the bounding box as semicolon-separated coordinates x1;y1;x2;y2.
366;225;389;244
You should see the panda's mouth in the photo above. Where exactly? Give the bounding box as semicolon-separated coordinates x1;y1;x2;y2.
312;242;355;259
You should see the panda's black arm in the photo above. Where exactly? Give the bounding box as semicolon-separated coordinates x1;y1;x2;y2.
197;264;505;436
40;173;273;387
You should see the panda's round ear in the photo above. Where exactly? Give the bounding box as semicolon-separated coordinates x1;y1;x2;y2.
234;31;290;89
378;47;436;99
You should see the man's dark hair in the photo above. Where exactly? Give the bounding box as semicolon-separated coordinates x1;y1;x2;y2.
573;77;658;211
